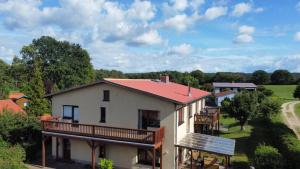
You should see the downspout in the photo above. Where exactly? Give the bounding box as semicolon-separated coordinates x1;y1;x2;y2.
174;103;178;169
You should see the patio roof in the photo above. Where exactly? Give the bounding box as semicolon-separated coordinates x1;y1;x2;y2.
175;133;235;156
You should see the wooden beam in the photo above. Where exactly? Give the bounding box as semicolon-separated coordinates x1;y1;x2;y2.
152;148;156;169
91;140;96;169
42;136;46;167
190;149;192;169
56;137;59;160
160;145;163;169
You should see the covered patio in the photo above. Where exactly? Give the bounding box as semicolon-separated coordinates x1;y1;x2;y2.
175;133;235;169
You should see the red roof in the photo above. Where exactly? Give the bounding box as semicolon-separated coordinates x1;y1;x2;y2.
8;92;25;100
0;100;25;114
104;79;210;104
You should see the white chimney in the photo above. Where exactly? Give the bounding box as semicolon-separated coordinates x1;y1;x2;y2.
160;75;169;83
188;82;192;97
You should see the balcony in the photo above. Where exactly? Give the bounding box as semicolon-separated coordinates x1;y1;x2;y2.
42;120;164;145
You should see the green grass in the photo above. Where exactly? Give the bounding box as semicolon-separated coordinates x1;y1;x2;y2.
264;85;296;103
220;115;279;169
295;103;300;119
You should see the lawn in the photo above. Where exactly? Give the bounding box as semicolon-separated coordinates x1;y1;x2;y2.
264;85;296;99
220;115;277;169
295;103;300;119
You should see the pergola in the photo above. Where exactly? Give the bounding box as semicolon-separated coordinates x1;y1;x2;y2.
175;133;235;169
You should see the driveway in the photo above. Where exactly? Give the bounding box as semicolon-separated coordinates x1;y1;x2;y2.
282;101;300;139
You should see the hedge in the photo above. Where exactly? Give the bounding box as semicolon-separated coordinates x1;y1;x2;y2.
268;118;300;169
254;145;283;169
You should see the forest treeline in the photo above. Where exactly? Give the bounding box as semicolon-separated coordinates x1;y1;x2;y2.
1;36;299;101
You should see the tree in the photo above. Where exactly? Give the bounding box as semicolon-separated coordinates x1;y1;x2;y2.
213;72;245;82
271;69;294;85
258;98;281;118
190;70;205;85
294;85;300;99
21;36;94;93
26;59;50;116
252;70;269;85
229;91;258;130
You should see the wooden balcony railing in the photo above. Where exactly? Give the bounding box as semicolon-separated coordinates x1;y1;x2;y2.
194;112;219;125
42;120;164;145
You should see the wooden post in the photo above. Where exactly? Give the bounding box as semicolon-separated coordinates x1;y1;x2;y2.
225;156;228;169
160;145;163;169
56;137;59;160
42;136;46;167
152;148;156;169
91;141;96;169
190;149;192;169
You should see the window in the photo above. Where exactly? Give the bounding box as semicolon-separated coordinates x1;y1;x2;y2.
63;105;79;123
189;104;193;118
63;105;73;119
100;107;106;123
178;108;184;126
103;90;110;101
98;145;106;158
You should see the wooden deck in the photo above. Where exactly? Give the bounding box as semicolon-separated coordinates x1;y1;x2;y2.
42;120;164;145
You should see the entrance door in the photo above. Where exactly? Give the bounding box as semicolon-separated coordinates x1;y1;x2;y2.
63;139;71;161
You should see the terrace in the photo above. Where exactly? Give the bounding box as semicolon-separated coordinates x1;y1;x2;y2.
41;120;164;169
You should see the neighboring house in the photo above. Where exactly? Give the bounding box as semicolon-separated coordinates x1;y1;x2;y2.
214;90;236;106
8;92;29;108
42;76;235;169
0;99;25;114
212;82;257;94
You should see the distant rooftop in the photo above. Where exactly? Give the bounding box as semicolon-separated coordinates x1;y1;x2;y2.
213;82;257;88
214;90;236;97
0;100;25;114
8;92;26;100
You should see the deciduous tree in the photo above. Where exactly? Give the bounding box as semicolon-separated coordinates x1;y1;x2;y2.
252;70;269;85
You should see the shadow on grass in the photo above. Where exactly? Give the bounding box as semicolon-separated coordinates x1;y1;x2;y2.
232;161;250;169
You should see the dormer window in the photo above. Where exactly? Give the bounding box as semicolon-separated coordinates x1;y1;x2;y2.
103;90;110;101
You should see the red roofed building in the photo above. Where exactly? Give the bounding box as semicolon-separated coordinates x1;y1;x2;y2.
0;100;25;114
8;92;29;109
41;76;228;169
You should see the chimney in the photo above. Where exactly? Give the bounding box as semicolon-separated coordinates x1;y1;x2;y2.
160;75;169;83
188;82;192;97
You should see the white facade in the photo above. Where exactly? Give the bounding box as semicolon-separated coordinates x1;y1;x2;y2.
50;83;206;169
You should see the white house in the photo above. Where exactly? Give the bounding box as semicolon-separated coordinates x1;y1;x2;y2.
213;82;257;94
214;90;236;106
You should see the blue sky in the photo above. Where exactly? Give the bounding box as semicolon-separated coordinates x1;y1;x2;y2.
0;0;300;73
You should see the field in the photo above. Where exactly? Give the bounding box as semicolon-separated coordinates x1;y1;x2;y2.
264;85;296;103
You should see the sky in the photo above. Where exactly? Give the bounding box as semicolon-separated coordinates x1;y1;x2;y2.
0;0;300;73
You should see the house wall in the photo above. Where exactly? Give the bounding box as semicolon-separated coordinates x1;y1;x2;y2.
215;93;235;106
15;98;29;109
50;83;177;169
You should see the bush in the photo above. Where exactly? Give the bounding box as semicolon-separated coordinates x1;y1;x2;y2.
0;138;27;169
254;145;283;169
0;112;41;161
99;158;113;169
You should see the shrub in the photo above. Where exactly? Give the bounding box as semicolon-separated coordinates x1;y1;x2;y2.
99;158;113;169
0;112;41;161
0;138;27;169
254;145;283;169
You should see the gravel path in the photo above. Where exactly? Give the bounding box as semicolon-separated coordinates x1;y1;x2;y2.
282;101;300;139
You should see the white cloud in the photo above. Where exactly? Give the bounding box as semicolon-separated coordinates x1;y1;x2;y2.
131;30;163;45
234;34;254;44
169;43;193;56
294;32;300;41
127;0;156;21
203;6;227;20
231;2;252;17
173;0;189;11
239;25;255;34
234;25;255;44
0;46;15;63
164;14;191;31
190;0;205;10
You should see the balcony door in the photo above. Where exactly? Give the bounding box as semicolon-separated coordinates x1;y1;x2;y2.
138;110;160;130
62;139;71;161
